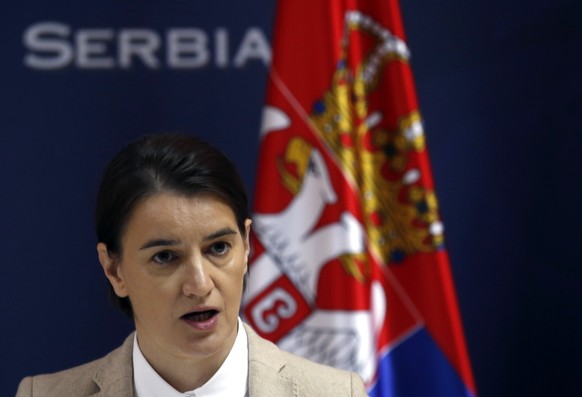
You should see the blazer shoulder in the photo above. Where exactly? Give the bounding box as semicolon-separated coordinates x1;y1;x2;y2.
15;357;103;397
278;349;368;396
244;323;367;396
15;334;134;397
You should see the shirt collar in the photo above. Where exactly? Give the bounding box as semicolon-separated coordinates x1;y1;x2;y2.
133;318;249;397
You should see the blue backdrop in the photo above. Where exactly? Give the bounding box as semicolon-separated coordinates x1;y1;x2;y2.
2;1;580;396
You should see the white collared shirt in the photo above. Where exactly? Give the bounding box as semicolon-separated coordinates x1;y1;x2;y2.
133;318;249;397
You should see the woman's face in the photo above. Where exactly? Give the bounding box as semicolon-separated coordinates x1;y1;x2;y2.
98;192;250;367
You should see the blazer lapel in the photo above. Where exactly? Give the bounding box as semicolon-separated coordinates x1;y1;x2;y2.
90;333;135;397
245;324;297;397
84;326;297;396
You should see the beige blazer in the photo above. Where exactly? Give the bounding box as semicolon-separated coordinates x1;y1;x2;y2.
16;323;368;396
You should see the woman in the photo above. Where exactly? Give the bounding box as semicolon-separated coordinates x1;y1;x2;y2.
16;133;368;396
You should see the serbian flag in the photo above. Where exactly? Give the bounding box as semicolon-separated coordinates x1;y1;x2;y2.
242;1;477;396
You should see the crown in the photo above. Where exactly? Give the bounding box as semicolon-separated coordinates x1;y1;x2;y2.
306;11;445;269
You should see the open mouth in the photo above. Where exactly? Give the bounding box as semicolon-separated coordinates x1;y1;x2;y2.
181;310;219;322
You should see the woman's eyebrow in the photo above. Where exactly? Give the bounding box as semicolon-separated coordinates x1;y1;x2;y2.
203;228;237;241
139;239;180;250
138;228;237;250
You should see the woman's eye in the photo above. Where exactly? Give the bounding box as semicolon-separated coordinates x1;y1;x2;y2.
209;242;230;256
152;251;175;264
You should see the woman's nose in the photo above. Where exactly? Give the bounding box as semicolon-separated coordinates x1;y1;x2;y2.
182;256;214;297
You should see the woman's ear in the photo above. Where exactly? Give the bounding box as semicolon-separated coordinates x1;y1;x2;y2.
97;243;128;298
243;218;252;263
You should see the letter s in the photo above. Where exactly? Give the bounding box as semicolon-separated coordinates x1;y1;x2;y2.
23;22;73;70
251;288;297;333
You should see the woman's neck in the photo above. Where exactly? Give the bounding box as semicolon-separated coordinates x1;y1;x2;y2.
135;327;238;393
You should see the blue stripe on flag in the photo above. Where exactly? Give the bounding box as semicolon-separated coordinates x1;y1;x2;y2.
368;327;475;397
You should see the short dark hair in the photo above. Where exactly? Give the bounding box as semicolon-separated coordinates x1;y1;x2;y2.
95;133;249;317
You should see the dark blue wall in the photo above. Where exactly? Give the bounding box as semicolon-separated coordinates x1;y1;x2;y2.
2;1;580;396
400;1;582;395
